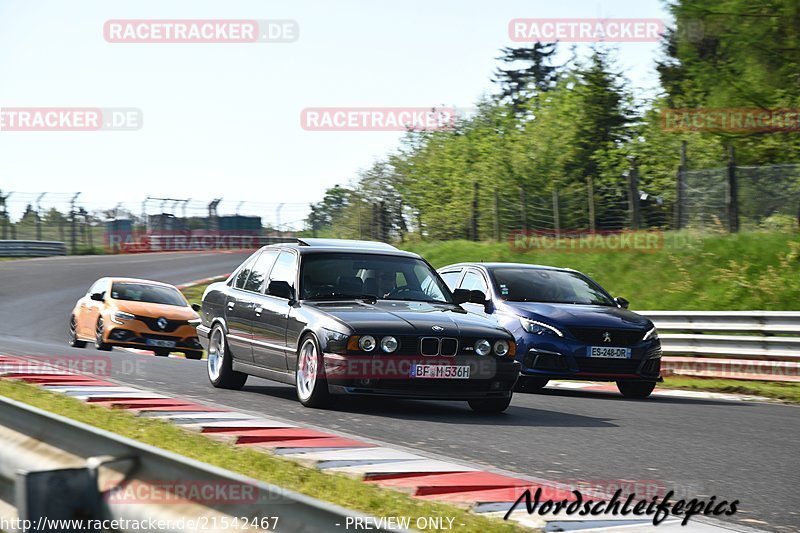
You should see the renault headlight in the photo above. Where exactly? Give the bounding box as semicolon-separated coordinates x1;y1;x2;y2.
112;311;135;324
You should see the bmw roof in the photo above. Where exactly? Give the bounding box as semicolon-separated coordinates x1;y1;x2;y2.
263;238;419;257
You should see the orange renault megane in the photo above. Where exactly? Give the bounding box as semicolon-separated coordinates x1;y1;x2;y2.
68;277;203;359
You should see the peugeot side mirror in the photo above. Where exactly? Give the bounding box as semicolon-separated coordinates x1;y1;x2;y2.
268;280;295;302
615;296;630;309
191;303;202;312
90;292;105;302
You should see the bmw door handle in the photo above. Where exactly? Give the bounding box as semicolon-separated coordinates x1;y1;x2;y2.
255;306;263;316
227;302;235;310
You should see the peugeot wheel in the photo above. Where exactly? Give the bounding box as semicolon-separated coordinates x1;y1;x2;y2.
207;324;247;390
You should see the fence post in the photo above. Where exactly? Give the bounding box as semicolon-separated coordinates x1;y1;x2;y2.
519;186;527;232
0;193;7;240
628;159;641;230
69;193;80;254
471;182;480;241
587;176;595;232
675;141;687;230
493;188;500;241
552;188;560;237
36;193;46;241
726;145;739;233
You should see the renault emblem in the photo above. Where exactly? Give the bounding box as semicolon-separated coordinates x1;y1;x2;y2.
602;331;612;343
157;317;168;330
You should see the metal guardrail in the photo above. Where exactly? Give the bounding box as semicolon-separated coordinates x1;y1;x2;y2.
0;396;403;533
637;311;800;381
0;240;67;257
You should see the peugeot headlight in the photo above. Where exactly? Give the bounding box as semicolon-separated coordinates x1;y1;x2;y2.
380;336;399;353
112;311;135;324
474;339;491;356
358;335;377;352
519;317;563;337
643;327;659;341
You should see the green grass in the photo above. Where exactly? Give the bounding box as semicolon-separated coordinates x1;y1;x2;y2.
0;379;526;532
660;376;800;403
181;283;210;304
403;230;800;310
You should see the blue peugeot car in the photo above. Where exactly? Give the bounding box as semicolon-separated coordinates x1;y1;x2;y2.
438;263;662;398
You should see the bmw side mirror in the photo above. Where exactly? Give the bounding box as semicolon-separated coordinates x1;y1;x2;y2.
469;290;487;304
452;289;470;305
615;296;630;309
191;303;201;312
90;292;105;302
268;280;295;302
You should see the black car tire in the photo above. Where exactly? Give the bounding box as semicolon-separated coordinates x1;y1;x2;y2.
95;318;112;351
468;394;512;413
617;380;656;399
154;349;170;357
207;324;247;390
295;334;335;408
68;315;87;348
514;377;549;392
184;351;203;360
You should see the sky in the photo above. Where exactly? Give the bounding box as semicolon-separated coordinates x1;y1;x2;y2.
0;0;671;228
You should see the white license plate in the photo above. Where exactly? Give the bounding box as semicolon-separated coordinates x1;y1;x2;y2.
146;339;176;348
410;364;470;379
588;346;631;359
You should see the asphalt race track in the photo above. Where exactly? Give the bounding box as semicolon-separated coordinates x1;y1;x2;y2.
0;253;797;532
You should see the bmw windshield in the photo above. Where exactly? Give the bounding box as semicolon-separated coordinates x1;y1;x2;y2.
490;268;615;306
300;253;453;304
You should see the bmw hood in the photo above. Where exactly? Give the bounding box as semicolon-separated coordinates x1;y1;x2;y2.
501;301;652;330
307;300;510;338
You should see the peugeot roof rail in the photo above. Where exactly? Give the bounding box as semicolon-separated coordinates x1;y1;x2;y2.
295;238;398;250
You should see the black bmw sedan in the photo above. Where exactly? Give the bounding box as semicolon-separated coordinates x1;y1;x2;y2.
194;239;520;412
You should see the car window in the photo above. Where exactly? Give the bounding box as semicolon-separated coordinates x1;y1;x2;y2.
110;282;186;306
233;253;259;290
490;268;614;306
269;251;297;287
460;270;488;294
439;270;462;290
243;250;279;293
300;253;453;303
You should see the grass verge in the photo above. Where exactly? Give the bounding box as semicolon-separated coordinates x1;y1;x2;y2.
660;375;800;403
0;379;527;532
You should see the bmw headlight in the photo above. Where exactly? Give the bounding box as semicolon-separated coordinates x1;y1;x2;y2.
643;327;659;341
493;340;510;356
112;311;135;324
358;335;377;352
474;339;491;356
380;336;398;353
324;329;350;353
519;317;563;337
